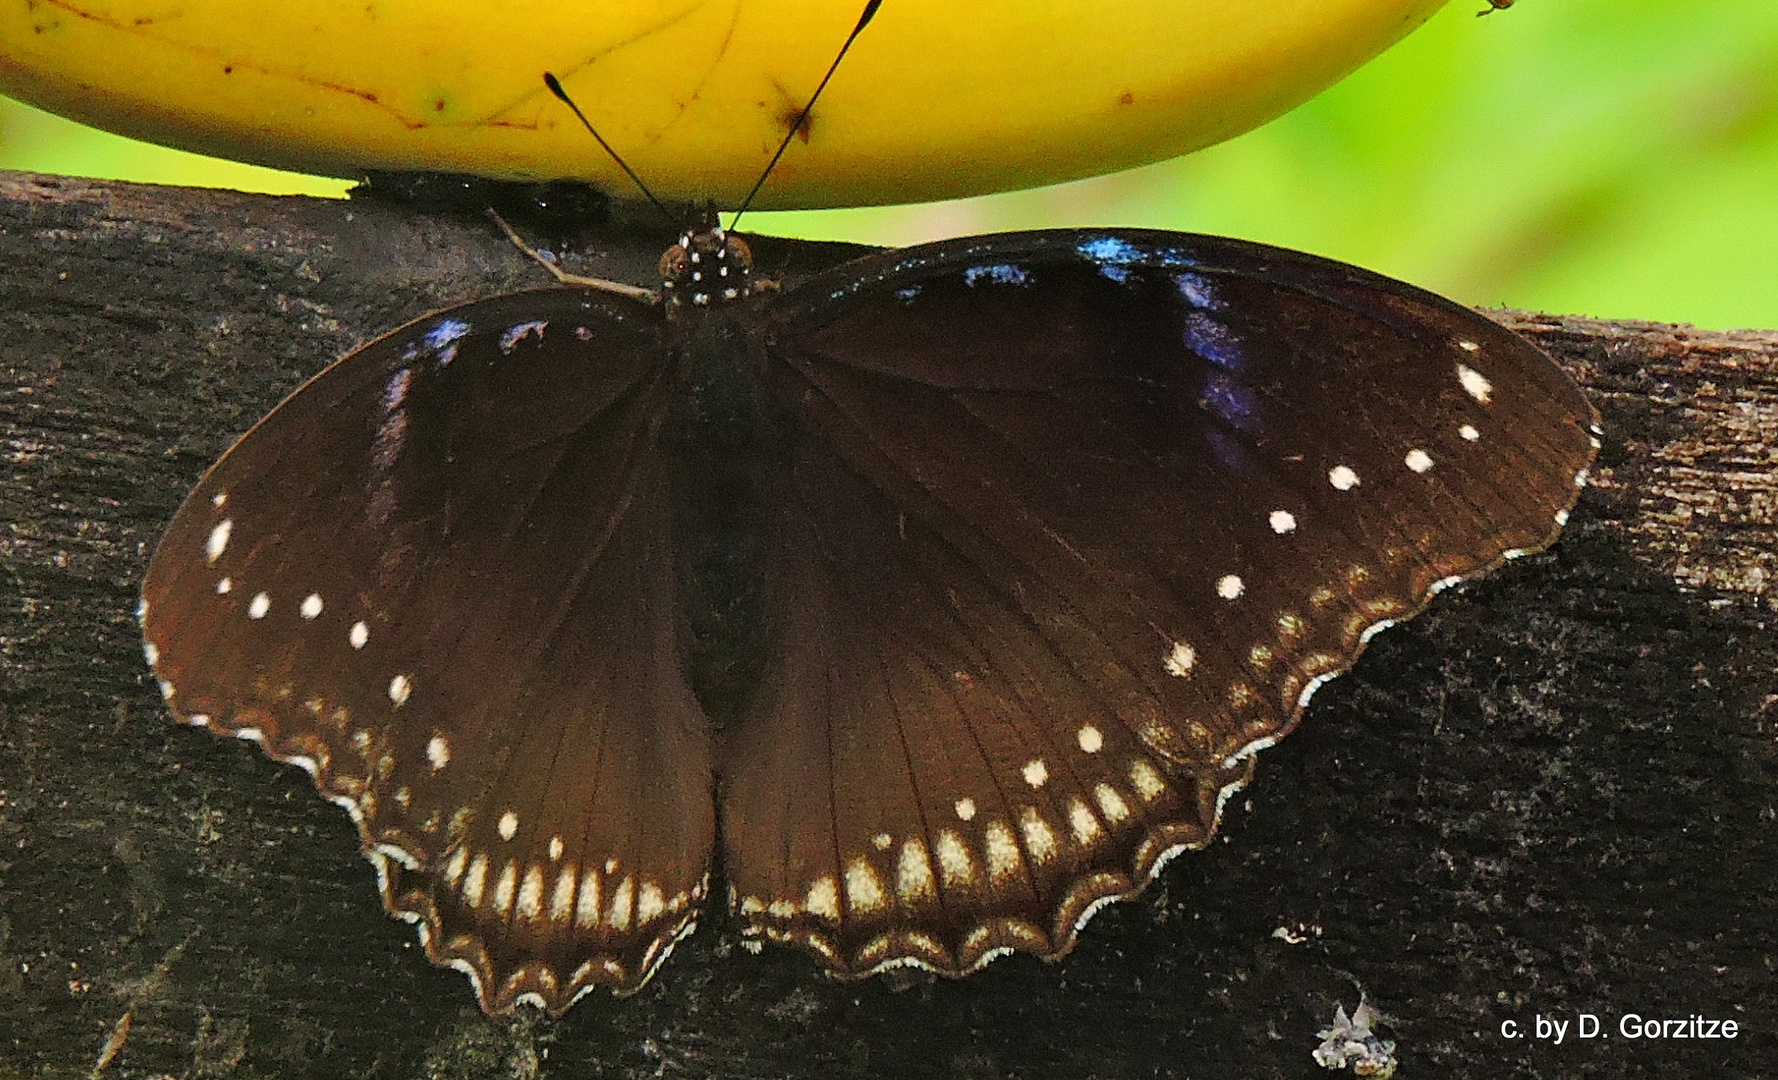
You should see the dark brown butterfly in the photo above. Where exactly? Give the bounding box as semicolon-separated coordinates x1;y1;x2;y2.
140;218;1599;1014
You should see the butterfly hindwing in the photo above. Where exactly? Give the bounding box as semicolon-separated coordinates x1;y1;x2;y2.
141;289;716;1012
719;230;1597;975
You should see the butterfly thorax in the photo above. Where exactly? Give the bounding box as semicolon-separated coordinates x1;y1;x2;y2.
659;226;754;313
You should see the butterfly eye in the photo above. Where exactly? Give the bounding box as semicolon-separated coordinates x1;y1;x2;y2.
658;246;692;281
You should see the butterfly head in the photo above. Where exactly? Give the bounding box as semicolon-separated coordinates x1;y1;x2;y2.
660;226;754;311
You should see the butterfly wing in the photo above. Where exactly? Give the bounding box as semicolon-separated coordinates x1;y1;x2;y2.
141;289;714;1012
721;230;1598;975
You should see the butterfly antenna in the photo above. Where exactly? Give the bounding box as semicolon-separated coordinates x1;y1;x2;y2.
542;71;676;225
728;0;882;231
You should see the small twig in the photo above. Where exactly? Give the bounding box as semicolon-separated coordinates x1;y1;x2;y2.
487;210;661;305
91;928;200;1078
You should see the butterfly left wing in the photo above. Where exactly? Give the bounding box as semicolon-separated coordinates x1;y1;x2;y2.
141;289;716;1012
719;229;1598;976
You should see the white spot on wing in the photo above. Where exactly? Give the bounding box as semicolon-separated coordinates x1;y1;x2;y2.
576;870;603;927
1460;423;1481;442
1022;759;1048;788
498;811;518;841
954;797;977;822
349;621;370;648
206;520;233;564
1094;783;1130;823
462;854;488;908
426;734;450;770
551;867;576;922
1019;807;1058;864
216;577;232;594
1077;724;1103;753
1216;574;1245;600
247;592;270;619
897;839;936;902
388;674;413;707
934;830;976;886
1128;760;1166;801
636;881;665;924
1405;449;1434;473
805;875;841;920
1329;465;1360;491
493;861;517;917
1269;509;1297;534
300;593;323;619
1067;798;1102;846
606;876;634;930
844;857;888;913
983;821;1022;883
1164;641;1196;677
1457;363;1493;404
517;865;544;919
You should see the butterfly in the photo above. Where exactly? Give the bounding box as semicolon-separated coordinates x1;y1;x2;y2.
137;4;1599;1017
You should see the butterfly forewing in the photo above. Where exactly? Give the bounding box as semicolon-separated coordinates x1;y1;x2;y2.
720;230;1598;975
141;289;716;1013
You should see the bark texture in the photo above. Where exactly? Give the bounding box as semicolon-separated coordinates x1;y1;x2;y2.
1;172;1774;1078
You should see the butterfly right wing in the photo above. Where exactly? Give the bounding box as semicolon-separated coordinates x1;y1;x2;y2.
141;289;714;1013
721;229;1596;978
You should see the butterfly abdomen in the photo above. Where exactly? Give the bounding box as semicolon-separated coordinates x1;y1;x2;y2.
669;314;774;727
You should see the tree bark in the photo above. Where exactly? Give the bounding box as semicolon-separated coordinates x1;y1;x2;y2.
1;171;1773;1078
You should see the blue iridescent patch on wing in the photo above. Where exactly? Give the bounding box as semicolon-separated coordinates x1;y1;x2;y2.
1204;426;1250;472
403;318;472;366
964;264;1032;287
1076;236;1197;269
896;285;922;303
1184;314;1244;371
1174;272;1226;310
372;369;413;478
1097;265;1133;285
1204;372;1260;432
383;368;413;412
498;321;548;355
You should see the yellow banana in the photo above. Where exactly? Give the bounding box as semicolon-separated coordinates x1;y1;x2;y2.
0;0;1446;209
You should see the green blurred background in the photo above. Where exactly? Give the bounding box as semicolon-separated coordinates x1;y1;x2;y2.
3;0;1774;330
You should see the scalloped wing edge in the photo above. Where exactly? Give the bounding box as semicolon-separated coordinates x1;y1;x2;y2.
138;621;706;1013
727;422;1600;980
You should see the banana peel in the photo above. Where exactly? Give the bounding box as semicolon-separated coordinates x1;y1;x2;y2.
0;0;1447;209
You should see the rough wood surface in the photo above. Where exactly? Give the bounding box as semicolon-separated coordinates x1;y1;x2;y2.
1;171;1773;1079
